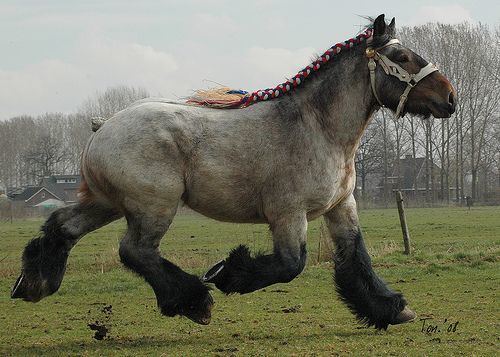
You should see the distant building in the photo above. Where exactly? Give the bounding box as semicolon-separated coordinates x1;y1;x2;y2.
378;155;458;201
8;174;81;208
0;182;7;202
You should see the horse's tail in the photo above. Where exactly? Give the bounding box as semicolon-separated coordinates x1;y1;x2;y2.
77;172;94;205
78;135;98;206
78;132;119;209
91;116;108;132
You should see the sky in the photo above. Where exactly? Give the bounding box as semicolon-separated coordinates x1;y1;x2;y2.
1;0;499;120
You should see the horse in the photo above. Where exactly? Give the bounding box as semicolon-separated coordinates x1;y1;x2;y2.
11;14;455;330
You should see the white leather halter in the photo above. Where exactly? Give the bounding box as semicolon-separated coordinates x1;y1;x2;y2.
366;38;438;118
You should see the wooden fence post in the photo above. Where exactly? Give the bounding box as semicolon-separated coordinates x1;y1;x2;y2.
395;191;411;255
317;236;322;264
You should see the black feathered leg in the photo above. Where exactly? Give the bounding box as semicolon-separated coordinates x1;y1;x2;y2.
204;213;307;294
119;213;213;325
11;203;120;302
204;244;307;294
324;195;415;330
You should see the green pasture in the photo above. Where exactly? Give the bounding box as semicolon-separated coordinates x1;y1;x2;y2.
0;206;498;356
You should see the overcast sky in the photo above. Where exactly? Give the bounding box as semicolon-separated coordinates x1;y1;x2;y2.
1;0;498;120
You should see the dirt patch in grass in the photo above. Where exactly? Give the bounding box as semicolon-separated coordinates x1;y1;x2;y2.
87;304;113;340
282;305;302;313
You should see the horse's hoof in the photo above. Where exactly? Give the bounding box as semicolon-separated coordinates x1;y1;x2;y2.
183;293;214;325
188;315;212;325
11;273;25;299
392;306;416;325
11;272;47;302
202;260;225;283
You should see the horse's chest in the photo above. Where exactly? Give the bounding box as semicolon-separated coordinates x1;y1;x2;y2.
306;162;355;220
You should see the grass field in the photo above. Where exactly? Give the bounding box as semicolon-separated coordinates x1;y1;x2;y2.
0;206;498;356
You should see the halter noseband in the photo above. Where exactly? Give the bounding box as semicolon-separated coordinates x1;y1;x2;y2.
366;38;438;118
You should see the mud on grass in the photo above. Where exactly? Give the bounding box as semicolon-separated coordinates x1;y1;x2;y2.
0;206;498;355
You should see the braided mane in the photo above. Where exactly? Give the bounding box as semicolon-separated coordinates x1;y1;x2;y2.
187;28;373;109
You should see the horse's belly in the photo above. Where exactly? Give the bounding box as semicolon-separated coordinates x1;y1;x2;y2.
186;202;266;224
184;179;265;224
186;196;265;223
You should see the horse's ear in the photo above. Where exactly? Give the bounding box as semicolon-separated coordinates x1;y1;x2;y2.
387;17;396;36
373;14;386;37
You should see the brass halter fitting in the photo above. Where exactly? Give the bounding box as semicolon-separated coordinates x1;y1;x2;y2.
365;47;376;58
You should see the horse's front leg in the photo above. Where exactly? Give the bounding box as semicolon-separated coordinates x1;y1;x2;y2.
204;213;307;294
324;194;415;329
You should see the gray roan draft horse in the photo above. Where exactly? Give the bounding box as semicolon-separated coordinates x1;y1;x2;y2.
12;15;455;330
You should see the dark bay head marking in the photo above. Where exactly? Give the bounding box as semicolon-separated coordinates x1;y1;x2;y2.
366;14;456;119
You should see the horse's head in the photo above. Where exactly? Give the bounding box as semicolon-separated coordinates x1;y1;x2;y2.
366;14;456;118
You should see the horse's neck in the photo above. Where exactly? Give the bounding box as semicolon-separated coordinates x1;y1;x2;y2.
290;50;376;159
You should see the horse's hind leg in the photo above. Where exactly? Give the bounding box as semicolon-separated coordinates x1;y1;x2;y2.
11;202;121;302
204;212;307;294
119;209;213;325
324;194;415;330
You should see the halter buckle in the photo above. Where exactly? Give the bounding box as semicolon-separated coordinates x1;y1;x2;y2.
365;47;376;58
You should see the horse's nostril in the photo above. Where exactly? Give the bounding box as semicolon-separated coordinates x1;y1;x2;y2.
448;92;455;106
448;92;456;113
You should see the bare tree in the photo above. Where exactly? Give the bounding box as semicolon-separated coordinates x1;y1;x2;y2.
0;86;150;189
355;119;385;202
398;22;500;205
78;86;149;119
23;131;68;180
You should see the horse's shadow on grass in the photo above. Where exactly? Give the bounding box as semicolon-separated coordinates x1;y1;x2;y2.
9;326;380;355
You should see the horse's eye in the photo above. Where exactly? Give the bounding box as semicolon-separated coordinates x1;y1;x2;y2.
395;53;410;63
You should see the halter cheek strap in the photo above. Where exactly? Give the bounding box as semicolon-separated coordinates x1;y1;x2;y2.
366;39;439;118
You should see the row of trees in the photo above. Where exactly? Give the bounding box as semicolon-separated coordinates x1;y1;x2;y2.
0;86;149;189
356;23;500;205
0;23;499;206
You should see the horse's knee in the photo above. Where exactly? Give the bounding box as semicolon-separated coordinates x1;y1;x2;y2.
118;242;129;262
119;214;171;267
280;244;307;283
118;239;140;269
118;236;160;276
